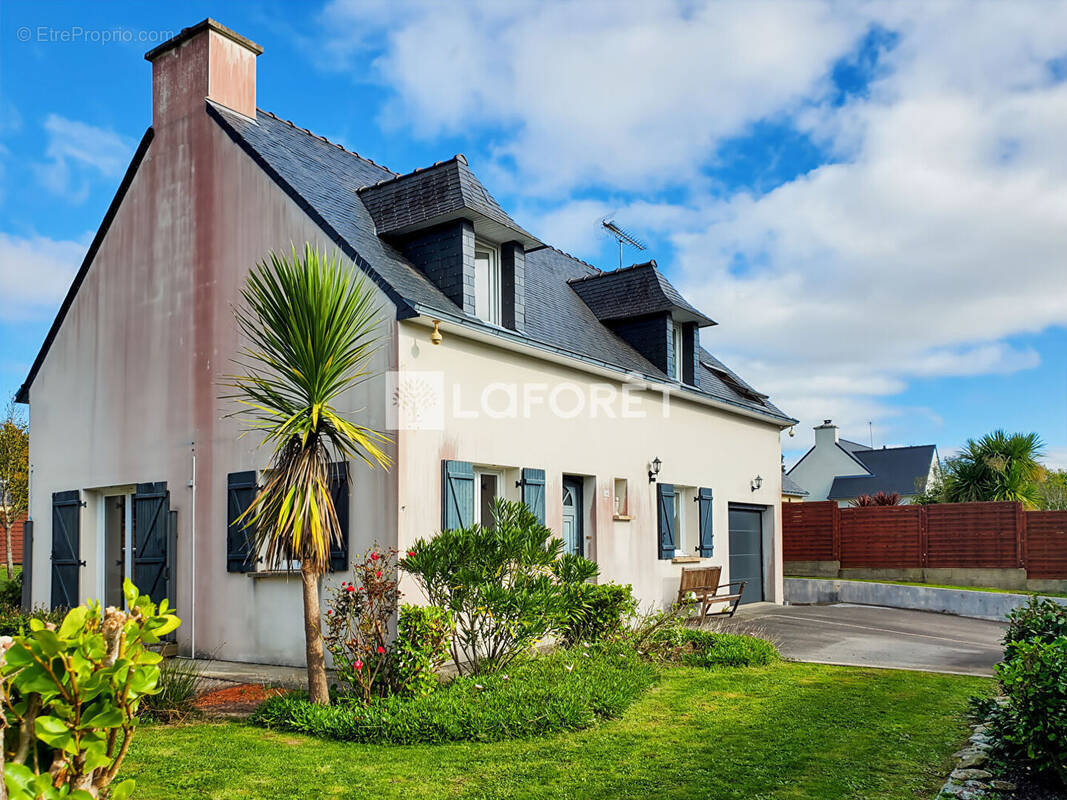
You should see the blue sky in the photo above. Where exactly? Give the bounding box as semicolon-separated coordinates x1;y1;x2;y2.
1;1;1066;467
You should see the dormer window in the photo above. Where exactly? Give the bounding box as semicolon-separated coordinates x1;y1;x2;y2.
474;241;501;325
670;322;684;380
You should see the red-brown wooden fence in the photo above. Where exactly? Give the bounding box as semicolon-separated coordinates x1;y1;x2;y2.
783;500;1067;580
0;512;25;566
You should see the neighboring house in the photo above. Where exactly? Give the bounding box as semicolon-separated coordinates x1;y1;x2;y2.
781;473;808;503
787;420;938;506
16;20;795;666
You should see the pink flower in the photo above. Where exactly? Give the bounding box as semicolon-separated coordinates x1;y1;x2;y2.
346;585;355;593
354;659;363;670
326;609;333;615
377;645;386;654
375;570;382;579
407;550;415;558
370;552;379;561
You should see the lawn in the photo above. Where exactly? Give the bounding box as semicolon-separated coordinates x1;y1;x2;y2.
120;662;989;799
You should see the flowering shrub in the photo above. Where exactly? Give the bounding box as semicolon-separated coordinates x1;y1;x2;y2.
0;579;180;800
324;546;400;702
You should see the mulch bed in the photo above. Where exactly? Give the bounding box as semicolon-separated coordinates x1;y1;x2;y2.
1000;765;1067;800
193;683;286;717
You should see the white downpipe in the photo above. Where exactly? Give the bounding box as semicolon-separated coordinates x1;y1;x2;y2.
189;443;197;659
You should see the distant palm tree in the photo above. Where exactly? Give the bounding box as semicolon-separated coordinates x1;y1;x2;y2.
226;245;390;704
941;430;1044;508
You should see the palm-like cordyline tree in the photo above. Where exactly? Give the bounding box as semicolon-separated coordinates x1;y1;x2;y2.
226;245;390;704
941;430;1044;508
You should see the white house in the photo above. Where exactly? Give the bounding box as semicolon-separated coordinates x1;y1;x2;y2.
17;20;796;666
787;420;939;506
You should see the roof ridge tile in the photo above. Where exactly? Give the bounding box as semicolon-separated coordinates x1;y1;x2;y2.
256;107;398;175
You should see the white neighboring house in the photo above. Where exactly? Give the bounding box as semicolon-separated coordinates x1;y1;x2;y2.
787;421;939;506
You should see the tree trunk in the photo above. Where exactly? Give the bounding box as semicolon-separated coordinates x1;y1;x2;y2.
4;521;14;582
300;561;329;705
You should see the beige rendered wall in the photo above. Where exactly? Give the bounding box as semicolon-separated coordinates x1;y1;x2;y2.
395;321;785;609
27;110;397;666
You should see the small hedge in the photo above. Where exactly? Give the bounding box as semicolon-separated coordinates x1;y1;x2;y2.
251;645;656;744
651;629;779;667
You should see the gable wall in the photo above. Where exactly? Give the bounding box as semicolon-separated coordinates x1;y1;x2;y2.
28;111;397;664
788;443;871;502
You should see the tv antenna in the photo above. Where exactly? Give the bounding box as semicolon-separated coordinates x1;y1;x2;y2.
602;219;646;269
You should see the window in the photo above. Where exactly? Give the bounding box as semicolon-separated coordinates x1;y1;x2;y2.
474;242;501;325
670;323;684;380
613;478;629;518
475;468;502;529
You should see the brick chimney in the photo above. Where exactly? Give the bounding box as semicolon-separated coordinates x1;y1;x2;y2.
814;419;839;449
145;19;262;129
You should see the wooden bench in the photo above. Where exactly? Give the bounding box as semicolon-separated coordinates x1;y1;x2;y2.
676;566;746;618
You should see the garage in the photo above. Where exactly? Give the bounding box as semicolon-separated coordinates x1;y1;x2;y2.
728;505;765;604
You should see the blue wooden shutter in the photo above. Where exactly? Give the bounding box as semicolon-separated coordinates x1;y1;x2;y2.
697;487;714;557
51;490;82;608
442;460;475;529
328;462;350;573
656;483;676;560
521;468;546;524
227;471;258;573
133;482;170;605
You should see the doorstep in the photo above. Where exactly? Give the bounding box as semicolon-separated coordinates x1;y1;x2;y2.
190;659;329;690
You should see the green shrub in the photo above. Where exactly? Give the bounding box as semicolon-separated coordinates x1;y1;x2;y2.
392;604;453;698
401;498;599;674
1003;595;1067;660
558;582;637;647
0;606;63;638
992;636;1067;788
1;579;180;800
139;657;204;723
252;645;655;744
650;628;779;667
0;570;22;608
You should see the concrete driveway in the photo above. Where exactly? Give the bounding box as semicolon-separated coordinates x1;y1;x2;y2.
721;603;1006;676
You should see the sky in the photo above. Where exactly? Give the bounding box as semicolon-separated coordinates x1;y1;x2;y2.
1;0;1066;468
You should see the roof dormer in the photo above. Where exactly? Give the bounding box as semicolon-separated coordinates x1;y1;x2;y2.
568;260;715;384
358;156;540;332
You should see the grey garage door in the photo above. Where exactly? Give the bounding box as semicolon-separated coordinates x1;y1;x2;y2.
728;506;764;604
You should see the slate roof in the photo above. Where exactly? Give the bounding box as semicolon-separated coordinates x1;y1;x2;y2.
358;156;540;249
839;438;872;454
782;474;809;496
827;445;938;499
568;261;715;326
18;99;795;427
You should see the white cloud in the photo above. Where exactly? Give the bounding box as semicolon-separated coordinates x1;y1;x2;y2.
314;1;1067;447
0;232;87;320
35;115;133;202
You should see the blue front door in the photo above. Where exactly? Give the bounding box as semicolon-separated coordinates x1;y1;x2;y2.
562;477;583;556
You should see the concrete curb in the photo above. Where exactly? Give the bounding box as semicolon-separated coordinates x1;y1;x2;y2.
785;578;1067;621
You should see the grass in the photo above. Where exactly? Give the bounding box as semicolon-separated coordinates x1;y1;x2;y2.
792;575;1067;598
120;662;989;799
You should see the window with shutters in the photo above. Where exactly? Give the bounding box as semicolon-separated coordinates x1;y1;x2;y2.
474;468;502;529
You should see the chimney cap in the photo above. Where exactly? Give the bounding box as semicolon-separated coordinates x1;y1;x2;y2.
145;18;263;62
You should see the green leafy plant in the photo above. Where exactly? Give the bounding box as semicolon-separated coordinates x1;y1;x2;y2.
1003;595;1067;661
0;399;29;581
392;605;452;699
0;578;180;799
1;569;24;608
323;546;400;702
224;245;391;705
251;644;655;744
939;430;1045;507
557;582;637;648
992;636;1067;788
402;497;598;675
0;606;64;638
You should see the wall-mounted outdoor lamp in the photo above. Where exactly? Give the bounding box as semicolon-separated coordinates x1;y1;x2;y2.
788;426;795;437
430;319;443;345
648;457;662;484
750;475;763;492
